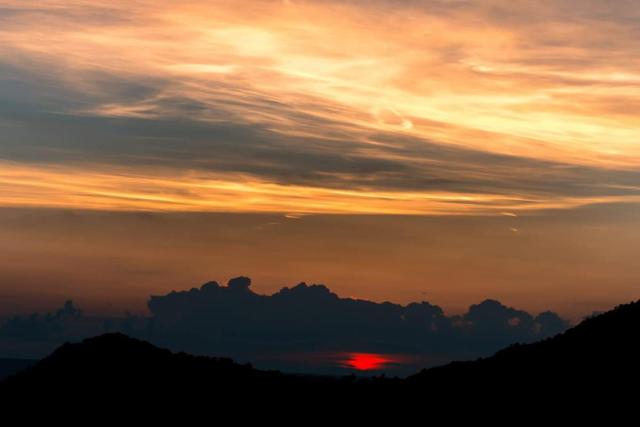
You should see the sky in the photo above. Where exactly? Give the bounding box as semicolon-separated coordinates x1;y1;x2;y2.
0;0;639;319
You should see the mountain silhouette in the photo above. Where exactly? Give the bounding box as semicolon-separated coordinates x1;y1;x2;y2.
0;333;393;403
2;333;300;390
409;299;640;395
2;299;640;406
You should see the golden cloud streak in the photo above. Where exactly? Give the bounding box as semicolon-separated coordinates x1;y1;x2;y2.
0;161;635;215
0;1;639;214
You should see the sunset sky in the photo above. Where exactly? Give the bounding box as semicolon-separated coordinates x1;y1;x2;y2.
1;0;639;319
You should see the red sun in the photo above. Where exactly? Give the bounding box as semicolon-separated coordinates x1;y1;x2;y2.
341;353;392;371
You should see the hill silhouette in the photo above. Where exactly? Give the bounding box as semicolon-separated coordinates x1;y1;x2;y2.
409;299;640;395
1;333;300;390
0;333;396;402
2;299;640;406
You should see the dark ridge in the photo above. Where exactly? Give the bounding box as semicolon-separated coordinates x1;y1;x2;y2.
0;333;397;401
2;332;289;389
0;358;34;381
3;299;640;405
409;299;640;390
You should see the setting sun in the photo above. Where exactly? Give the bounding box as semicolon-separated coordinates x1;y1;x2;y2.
341;353;396;371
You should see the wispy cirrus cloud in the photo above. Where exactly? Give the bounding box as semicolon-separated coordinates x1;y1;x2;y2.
0;0;639;214
2;160;640;215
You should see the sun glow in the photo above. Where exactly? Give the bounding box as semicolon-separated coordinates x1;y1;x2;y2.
340;353;396;371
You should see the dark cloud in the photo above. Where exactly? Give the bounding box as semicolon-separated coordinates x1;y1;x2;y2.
0;300;83;341
458;299;567;347
143;277;569;363
0;277;570;372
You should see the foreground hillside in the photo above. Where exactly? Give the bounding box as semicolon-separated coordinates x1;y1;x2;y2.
409;299;640;390
0;333;398;401
3;299;640;404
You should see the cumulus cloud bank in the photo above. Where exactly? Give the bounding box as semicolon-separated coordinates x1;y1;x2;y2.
143;277;569;359
0;276;570;371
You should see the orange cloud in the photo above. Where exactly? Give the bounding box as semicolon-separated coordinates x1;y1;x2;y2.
1;161;638;215
0;1;639;214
